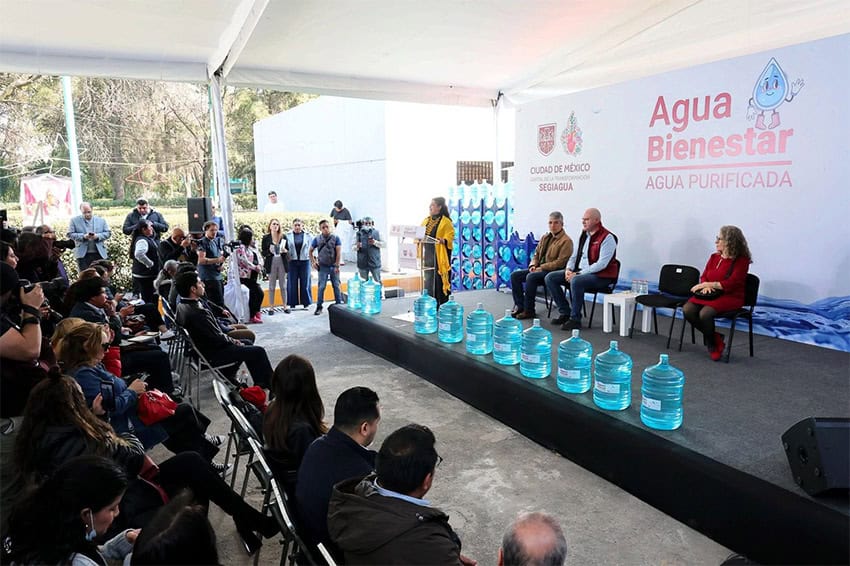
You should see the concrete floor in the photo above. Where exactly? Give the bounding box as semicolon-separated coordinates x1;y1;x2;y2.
176;287;732;565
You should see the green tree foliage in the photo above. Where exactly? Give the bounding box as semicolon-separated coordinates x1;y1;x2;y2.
0;74;312;204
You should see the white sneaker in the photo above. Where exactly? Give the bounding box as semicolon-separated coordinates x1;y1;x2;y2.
160;330;175;340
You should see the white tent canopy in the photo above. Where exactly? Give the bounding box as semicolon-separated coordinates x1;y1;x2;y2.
2;0;848;106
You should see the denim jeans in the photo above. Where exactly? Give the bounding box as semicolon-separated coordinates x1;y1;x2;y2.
510;268;548;313
316;265;342;307
545;271;615;319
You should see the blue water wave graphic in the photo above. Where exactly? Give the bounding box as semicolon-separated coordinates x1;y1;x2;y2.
615;283;850;352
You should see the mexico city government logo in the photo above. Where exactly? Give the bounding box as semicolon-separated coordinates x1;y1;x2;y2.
537;123;556;156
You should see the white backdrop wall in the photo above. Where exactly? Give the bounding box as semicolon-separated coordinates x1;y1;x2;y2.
514;34;850;351
254;96;388;225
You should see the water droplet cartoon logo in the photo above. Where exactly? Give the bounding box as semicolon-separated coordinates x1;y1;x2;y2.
561;111;583;156
747;58;805;130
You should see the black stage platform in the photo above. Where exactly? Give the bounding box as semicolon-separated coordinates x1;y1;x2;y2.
329;290;850;565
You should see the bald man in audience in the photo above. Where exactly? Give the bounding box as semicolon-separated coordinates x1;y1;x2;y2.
498;512;567;566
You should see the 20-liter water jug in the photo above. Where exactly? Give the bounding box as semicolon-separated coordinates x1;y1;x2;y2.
413;289;438;334
466;302;493;355
493;309;523;365
557;329;593;393
362;274;382;315
593;341;632;410
520;319;552;379
347;273;362;311
640;354;685;430
438;295;464;343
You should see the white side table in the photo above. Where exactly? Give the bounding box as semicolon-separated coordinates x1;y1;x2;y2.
603;292;653;336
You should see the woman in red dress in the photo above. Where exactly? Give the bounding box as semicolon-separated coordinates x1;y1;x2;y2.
683;225;752;361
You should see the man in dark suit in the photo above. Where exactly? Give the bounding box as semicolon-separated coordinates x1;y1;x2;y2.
295;387;381;552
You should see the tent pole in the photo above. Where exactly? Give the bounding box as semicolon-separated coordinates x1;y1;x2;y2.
492;92;503;195
208;73;234;241
61;76;82;212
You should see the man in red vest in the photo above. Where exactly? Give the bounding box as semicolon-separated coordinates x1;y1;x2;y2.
544;208;618;331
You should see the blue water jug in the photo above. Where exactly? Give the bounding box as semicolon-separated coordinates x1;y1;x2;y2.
593;341;632;410
557;329;592;394
347;273;362;311
362;274;382;315
413;289;438;334
466;302;493;355
640;354;685;430
520;319;552;379
493;309;522;365
438;295;464;343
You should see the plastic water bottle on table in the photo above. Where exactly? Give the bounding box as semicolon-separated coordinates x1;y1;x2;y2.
520;319;552;379
466;302;493;355
413;289;438;334
593;340;632;410
640;354;685;430
557;329;593;393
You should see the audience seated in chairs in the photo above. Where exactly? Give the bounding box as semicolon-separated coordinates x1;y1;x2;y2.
67;275;176;395
53;321;221;463
130;490;220;565
511;211;573;320
263;354;328;500
328;423;475;566
545;207;619;331
2;455;136;565
296;386;380;555
175;271;272;389
498;512;567;566
12;372;278;555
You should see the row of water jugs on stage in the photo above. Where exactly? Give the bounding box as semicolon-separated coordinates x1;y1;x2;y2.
346;273;382;314
413;293;685;430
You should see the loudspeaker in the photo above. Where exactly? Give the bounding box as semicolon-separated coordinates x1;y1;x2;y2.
782;417;850;496
187;198;212;233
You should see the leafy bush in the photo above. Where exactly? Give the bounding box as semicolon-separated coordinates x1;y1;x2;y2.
232;194;257;210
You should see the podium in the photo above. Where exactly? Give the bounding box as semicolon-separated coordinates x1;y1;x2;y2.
390;224;442;295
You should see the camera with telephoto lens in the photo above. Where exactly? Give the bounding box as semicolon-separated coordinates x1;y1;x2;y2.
19;277;68;297
52;238;76;251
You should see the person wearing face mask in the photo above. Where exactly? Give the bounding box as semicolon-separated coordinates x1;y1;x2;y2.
285;219;313;310
69;202;111;271
2;455;137;565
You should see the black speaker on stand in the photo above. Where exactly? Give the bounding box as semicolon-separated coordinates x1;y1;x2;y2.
187;197;212;233
782;417;850;496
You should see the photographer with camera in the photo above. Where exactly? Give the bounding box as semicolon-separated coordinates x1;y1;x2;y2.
159;226;199;265
355;217;384;283
0;262;49;534
68;202;111;270
36;224;73;283
196;221;227;309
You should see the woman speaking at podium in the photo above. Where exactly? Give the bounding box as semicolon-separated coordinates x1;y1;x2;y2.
421;197;454;306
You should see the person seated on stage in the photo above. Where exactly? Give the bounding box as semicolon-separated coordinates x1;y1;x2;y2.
512;211;573;320
545;208;618;331
295;387;380;553
158;226;199;265
327;424;476;566
175;271;272;389
498;512;568;566
683;225;752;361
263;354;328;499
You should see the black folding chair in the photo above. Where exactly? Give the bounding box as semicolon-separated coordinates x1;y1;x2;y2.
629;264;700;348
212;378;259;490
715;273;760;363
177;326;238;409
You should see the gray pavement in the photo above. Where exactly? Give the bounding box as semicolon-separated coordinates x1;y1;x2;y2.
172;291;732;565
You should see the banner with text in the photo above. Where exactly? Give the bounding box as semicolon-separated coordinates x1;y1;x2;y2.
514;34;850;351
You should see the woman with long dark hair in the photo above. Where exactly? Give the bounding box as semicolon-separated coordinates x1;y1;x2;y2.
263;354;328;496
260;218;290;314
129;220;160;304
421;196;455;305
3;455;134;565
683;225;752;361
13;373;279;556
235;227;264;323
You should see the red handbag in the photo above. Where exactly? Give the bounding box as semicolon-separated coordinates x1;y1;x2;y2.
239;386;268;413
137;389;178;425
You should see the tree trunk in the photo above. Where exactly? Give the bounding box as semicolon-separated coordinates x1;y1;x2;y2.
111;166;126;200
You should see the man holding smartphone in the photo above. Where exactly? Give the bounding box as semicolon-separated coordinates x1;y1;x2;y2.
68;202;111;270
